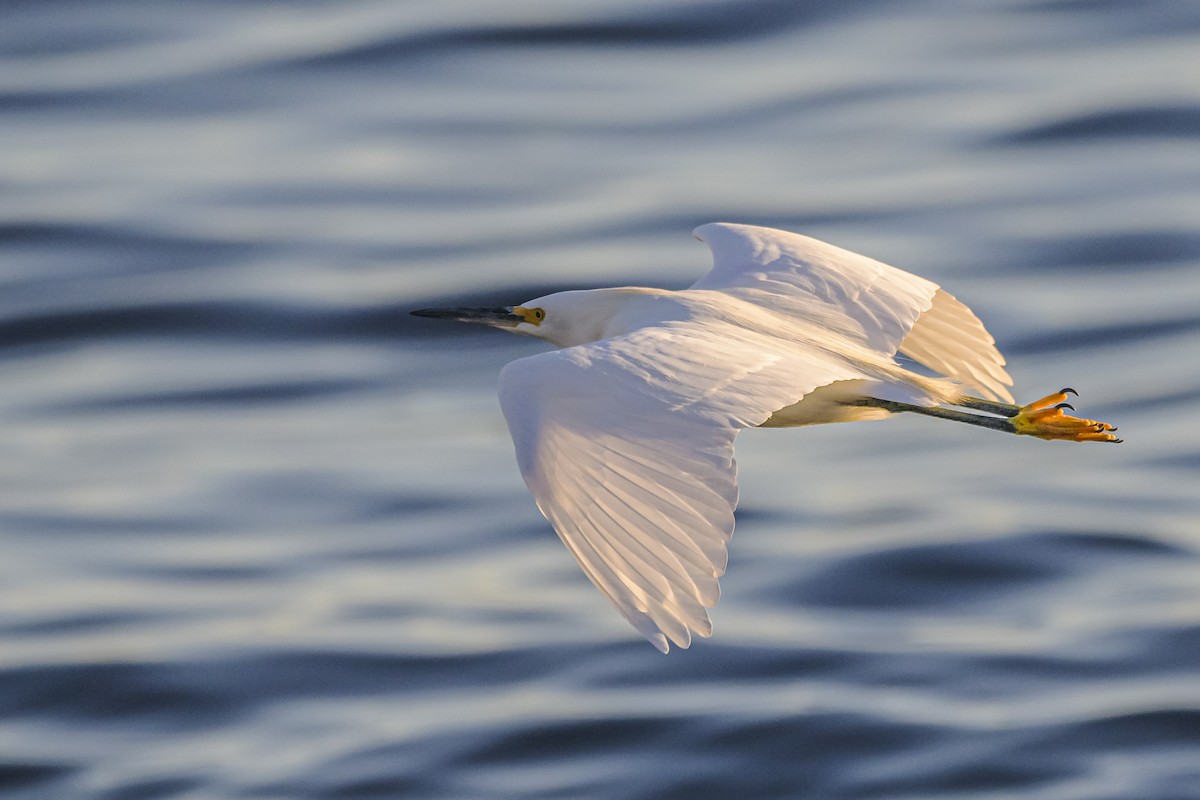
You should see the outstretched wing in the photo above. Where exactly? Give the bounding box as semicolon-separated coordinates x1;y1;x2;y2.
499;321;871;652
691;223;1013;402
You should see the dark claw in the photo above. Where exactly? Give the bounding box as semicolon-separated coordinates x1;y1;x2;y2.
1112;438;1124;444
1059;387;1078;396
1054;403;1075;412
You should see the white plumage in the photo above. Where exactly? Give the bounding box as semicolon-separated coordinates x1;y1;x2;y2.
413;223;1118;652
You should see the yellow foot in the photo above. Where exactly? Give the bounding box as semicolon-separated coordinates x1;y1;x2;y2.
1011;388;1122;443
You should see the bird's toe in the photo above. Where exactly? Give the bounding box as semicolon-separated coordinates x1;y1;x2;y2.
1010;390;1121;443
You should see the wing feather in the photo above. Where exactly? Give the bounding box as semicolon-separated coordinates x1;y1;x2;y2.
692;223;1013;402
499;323;867;652
691;222;938;354
598;457;725;591
899;289;1013;403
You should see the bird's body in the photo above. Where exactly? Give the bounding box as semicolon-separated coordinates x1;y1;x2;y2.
413;223;1119;652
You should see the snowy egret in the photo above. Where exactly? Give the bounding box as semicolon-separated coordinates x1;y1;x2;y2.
412;223;1120;653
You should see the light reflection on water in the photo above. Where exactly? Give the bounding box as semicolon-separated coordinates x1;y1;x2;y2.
1;1;1198;798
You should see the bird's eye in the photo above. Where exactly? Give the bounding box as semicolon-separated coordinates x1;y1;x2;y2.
512;305;545;326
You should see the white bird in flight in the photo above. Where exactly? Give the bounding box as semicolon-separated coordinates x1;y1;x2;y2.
412;223;1120;653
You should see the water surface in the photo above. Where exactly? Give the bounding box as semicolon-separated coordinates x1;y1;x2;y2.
2;2;1199;798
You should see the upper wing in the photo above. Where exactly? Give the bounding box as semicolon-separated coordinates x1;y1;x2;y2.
499;321;871;652
691;222;939;355
691;223;1013;402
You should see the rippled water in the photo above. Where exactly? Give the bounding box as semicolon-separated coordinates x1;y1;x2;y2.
3;2;1199;798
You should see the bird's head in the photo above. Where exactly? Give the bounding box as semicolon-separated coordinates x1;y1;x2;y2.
412;289;645;348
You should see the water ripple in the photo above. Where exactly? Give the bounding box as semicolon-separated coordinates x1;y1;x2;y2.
999;104;1200;144
3;1;1199;798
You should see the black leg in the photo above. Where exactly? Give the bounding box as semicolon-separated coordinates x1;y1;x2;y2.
847;398;1016;433
848;389;1121;443
955;396;1021;417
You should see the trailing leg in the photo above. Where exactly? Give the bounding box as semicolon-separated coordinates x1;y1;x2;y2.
850;388;1122;443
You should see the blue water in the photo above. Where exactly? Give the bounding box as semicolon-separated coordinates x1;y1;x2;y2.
3;2;1199;798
